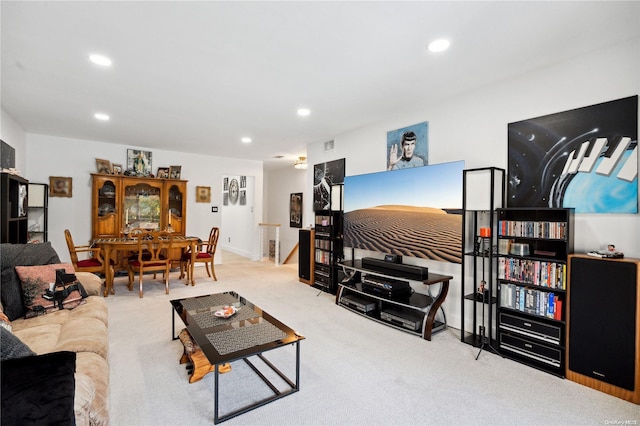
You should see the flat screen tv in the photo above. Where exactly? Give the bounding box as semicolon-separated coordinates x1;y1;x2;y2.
343;160;464;263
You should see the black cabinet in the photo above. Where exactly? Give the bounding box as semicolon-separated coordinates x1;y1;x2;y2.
1;173;29;243
314;210;343;293
496;207;574;377
566;255;640;404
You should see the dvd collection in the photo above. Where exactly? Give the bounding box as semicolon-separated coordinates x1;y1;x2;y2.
498;220;567;240
498;258;567;290
499;283;563;321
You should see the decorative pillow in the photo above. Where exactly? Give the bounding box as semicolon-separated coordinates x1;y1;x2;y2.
1;351;76;425
0;242;61;320
15;263;87;319
0;327;35;361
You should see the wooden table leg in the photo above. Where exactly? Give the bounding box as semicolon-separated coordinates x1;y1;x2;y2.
189;241;196;286
103;245;114;297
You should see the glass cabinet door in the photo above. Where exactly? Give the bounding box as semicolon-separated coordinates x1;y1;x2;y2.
123;182;162;231
94;178;119;237
167;183;185;234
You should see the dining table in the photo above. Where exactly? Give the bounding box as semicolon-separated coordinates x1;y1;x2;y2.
92;235;200;297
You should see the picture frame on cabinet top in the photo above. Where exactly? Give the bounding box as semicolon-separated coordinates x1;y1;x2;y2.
96;158;112;175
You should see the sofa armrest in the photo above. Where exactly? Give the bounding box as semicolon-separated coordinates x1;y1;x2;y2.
1;351;76;425
76;272;103;296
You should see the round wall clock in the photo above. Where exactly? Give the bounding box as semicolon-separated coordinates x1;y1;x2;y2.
229;178;239;204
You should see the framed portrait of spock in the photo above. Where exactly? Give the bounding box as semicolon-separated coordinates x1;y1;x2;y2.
387;121;428;171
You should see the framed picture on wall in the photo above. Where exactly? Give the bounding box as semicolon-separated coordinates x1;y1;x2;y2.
386;121;429;170
127;149;153;176
290;193;302;228
313;158;345;211
196;186;211;203
507;95;638;213
49;176;72;198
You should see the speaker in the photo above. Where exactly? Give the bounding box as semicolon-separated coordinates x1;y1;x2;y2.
298;229;314;284
567;254;640;404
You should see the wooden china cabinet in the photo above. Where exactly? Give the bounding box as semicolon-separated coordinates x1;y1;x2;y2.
91;174;187;240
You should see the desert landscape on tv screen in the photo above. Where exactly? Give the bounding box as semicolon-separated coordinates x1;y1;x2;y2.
344;161;464;263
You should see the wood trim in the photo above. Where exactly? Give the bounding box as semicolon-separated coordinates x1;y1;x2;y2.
283;243;298;265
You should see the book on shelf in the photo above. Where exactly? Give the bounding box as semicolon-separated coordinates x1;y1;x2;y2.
498;220;567;239
500;283;562;320
498;257;567;289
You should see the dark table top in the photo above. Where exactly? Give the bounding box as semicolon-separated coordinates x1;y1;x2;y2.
171;292;304;365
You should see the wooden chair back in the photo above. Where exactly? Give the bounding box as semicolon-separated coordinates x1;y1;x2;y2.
180;227;220;281
132;230;173;267
128;230;174;297
64;229;107;274
206;227;220;256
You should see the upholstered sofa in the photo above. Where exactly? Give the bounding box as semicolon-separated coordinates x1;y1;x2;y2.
0;242;109;426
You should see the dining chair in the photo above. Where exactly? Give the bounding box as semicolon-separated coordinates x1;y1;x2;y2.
128;230;174;298
64;229;114;291
180;227;219;282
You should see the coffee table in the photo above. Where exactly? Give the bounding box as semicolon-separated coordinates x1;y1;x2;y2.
170;292;304;424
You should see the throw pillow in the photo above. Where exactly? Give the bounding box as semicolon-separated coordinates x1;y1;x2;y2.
16;263;87;319
0;327;36;361
0;242;61;320
1;351;76;425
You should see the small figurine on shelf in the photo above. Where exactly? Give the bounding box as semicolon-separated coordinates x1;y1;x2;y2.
477;280;487;301
587;243;624;258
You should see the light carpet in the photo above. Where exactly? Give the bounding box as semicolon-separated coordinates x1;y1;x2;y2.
106;251;639;425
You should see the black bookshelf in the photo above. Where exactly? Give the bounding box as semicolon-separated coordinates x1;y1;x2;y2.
496;207;574;377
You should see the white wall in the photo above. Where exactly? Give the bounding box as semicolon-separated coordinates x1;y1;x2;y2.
25;133;264;264
264;165;307;264
305;38;640;331
220;175;257;259
1;109;27;172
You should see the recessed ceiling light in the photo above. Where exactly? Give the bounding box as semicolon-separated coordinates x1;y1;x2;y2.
94;113;110;121
241;137;252;143
297;108;311;117
427;39;450;53
89;54;112;67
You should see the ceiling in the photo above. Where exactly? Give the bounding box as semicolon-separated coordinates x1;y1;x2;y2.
2;1;639;170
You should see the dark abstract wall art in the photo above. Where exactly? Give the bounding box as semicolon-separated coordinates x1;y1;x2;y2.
508;96;638;213
313;158;345;211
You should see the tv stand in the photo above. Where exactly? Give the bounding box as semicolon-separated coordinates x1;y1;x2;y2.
337;260;452;340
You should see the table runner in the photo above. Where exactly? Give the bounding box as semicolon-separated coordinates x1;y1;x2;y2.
206;321;287;355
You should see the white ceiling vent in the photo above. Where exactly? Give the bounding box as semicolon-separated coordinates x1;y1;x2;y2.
324;140;335;151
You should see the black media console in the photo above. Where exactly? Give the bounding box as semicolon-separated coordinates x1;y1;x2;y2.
337;259;452;341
